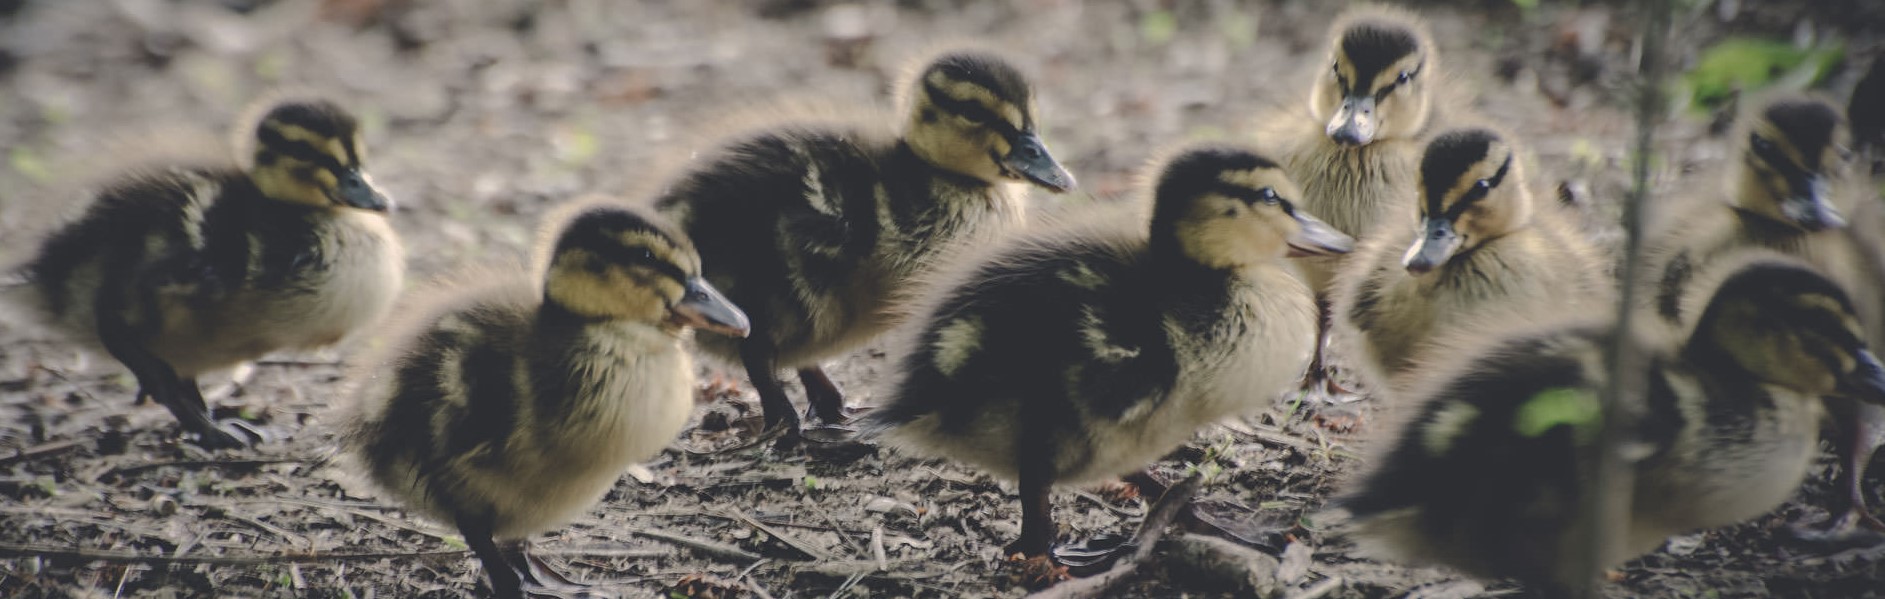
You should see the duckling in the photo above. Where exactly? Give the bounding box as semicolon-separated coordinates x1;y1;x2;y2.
1331;127;1609;392
1259;5;1450;394
866;144;1352;561
339;200;749;599
1644;95;1885;541
652;49;1073;444
1;97;404;448
1339;252;1885;596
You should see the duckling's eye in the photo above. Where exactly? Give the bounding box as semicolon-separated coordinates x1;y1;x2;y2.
1473;179;1491;191
1750;134;1776;154
638;249;657;263
1397;70;1412;84
1257;187;1280;205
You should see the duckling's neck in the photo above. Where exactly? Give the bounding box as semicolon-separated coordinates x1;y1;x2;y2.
536;297;682;338
890;141;998;192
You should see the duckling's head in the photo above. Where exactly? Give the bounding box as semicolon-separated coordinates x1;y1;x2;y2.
1148;145;1353;270
1402;128;1531;274
1734;96;1852;232
542;203;750;337
899;50;1076;193
1686;255;1885;404
1311;7;1435;147
240;98;390;212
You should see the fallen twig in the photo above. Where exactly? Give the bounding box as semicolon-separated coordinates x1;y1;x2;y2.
1025;474;1203;599
0;544;594;566
0;440;85;467
101;458;308;480
623;527;762;562
726;509;834;561
1285;576;1343;599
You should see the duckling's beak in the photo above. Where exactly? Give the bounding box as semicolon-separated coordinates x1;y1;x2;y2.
1838;349;1885;405
671;277;751;338
1286;213;1356;257
1001;132;1077;193
335;168;392;212
1401;217;1460;274
1327;96;1377;146
1779;175;1844;231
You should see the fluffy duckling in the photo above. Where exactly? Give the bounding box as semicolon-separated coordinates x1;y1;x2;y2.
653;49;1074;443
867;145;1352;560
2;98;404;448
1645;95;1885;541
1261;5;1448;393
1331;127;1609;391
1340;252;1885;595
340;201;748;599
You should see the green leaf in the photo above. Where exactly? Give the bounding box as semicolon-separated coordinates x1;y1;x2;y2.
1510;0;1538;10
443;536;468;550
1684;38;1844;111
1513;387;1602;440
802;475;819;490
10;147;51;184
1141;10;1177;46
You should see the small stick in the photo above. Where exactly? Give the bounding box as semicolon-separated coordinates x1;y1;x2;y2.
1285;576;1343;599
0;440;85;466
725;509;834;561
623;527;762;562
870;526;888;572
101;458;308;480
0;544;481;566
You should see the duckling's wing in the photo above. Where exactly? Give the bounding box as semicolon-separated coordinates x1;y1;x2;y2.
879;238;1177;427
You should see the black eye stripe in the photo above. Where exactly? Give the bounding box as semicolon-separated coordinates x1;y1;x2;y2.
258;127;348;172
1441;153;1511;219
1749;134;1817;187
591;243;689;284
923;80;1020;135
1207;182;1289;209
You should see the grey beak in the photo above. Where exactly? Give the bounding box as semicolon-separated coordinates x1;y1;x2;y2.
1286;212;1356;257
1326;95;1378;146
671;277;751;338
335;168;391;212
1781;175;1844;231
1001;132;1077;193
1839;349;1885;405
1401;217;1461;274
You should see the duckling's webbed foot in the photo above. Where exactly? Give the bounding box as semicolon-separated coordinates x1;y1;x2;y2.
501;543;609;598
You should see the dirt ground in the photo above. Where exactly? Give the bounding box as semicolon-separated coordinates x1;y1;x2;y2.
2;0;1884;597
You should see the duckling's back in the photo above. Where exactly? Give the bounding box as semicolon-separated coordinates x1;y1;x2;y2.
654;123;1023;368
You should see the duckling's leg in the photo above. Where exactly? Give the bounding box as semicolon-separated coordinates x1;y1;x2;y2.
1298;300;1351;397
1005;437;1057;558
739;340;803;447
456;514;524;599
96;314;247;449
797;366;851;425
1796;401;1885;544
